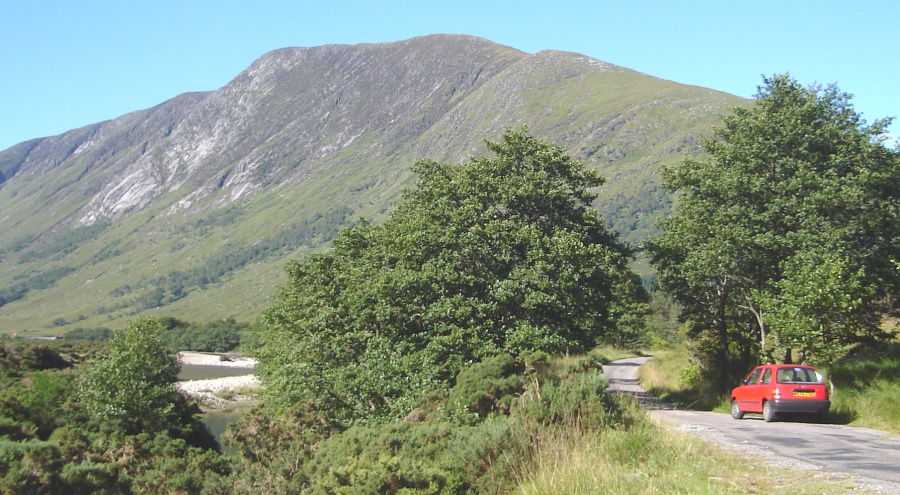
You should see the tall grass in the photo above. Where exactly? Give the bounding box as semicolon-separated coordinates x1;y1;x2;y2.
829;343;900;433
637;347;724;410
515;400;863;495
831;380;900;432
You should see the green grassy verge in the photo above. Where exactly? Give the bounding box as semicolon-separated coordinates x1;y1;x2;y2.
517;403;871;495
828;342;900;433
636;347;724;411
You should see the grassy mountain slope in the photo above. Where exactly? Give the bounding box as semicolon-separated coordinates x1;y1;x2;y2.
0;34;746;335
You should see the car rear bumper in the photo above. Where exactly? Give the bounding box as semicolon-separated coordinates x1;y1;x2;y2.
772;399;830;414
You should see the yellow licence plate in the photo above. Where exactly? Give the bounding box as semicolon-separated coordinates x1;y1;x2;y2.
793;391;815;397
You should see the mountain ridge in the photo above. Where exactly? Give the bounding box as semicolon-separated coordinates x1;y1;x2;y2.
0;34;746;334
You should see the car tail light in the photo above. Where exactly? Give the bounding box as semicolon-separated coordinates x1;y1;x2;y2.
773;388;781;400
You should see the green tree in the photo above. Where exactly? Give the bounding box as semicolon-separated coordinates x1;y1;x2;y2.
257;128;647;422
648;74;899;391
76;318;183;435
759;249;880;393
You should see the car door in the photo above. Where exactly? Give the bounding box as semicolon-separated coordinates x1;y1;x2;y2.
736;367;764;413
753;367;775;409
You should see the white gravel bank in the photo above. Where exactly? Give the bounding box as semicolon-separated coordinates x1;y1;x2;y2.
176;375;260;395
176;352;260;408
177;351;257;368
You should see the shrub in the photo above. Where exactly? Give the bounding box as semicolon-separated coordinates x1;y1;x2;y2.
0;439;64;494
16;345;71;371
448;354;525;417
222;404;337;494
514;369;619;431
303;417;517;495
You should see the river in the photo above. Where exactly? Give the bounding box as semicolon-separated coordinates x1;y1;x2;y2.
177;354;258;453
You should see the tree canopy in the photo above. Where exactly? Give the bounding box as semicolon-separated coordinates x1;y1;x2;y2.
77;318;185;435
2;324;228;493
257;128;648;422
647;74;899;389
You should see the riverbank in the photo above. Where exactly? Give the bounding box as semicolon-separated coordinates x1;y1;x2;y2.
176;375;261;410
177;351;258;368
176;351;260;410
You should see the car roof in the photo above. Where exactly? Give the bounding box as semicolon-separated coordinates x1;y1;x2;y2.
762;364;816;368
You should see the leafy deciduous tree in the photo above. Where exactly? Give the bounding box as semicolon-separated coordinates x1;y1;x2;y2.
77;318;183;435
648;74;899;390
257;128;647;422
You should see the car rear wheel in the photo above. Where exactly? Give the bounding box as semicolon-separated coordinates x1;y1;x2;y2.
731;399;744;419
762;401;777;422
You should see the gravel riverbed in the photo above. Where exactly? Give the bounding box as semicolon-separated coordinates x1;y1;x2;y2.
176;352;260;409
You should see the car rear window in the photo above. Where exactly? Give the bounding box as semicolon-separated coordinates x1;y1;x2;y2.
776;367;821;384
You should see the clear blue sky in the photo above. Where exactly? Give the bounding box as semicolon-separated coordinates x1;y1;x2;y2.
2;1;897;151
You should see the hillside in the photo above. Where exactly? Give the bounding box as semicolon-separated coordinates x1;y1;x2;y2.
0;34;746;335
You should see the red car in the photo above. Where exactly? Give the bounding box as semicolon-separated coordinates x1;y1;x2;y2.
731;364;830;422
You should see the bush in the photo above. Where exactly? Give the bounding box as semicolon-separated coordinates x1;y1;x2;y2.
0;440;64;494
158;318;248;353
0;318;228;494
223;351;626;494
222;404;341;493
514;369;619;431
18;346;71;371
302;417;517;495
448;354;525;417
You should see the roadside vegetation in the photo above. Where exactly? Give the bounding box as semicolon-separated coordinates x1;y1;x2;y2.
828;341;900;433
4;333;887;494
518;411;869;495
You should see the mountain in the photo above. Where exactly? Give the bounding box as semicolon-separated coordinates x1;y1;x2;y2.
0;34;746;335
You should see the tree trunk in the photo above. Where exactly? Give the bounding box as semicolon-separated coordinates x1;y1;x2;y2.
827;360;836;397
744;292;767;359
716;283;730;394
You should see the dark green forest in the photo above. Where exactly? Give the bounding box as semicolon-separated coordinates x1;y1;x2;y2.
103;206;354;315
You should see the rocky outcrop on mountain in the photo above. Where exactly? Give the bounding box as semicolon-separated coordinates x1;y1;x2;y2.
1;35;527;227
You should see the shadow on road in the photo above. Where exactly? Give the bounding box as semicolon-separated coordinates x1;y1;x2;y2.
610;389;681;410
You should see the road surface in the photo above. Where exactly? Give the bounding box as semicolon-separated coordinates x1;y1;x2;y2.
602;356;900;492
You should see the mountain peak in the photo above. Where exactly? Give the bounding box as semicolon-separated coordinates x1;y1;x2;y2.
0;35;744;334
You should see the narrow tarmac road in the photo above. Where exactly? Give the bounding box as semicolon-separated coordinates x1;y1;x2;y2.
602;356;900;492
